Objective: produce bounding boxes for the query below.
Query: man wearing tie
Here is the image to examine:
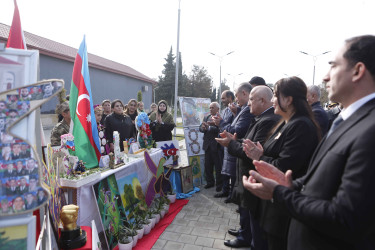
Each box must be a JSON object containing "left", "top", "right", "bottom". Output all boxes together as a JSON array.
[{"left": 243, "top": 35, "right": 375, "bottom": 249}]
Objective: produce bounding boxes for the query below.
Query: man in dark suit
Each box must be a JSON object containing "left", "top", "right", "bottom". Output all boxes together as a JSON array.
[
  {"left": 243, "top": 35, "right": 375, "bottom": 249},
  {"left": 307, "top": 85, "right": 329, "bottom": 136},
  {"left": 199, "top": 102, "right": 222, "bottom": 190},
  {"left": 217, "top": 85, "right": 280, "bottom": 249},
  {"left": 213, "top": 83, "right": 254, "bottom": 202}
]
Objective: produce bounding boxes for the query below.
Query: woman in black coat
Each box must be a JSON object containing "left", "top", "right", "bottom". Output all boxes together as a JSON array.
[
  {"left": 104, "top": 99, "right": 134, "bottom": 152},
  {"left": 243, "top": 77, "right": 320, "bottom": 250}
]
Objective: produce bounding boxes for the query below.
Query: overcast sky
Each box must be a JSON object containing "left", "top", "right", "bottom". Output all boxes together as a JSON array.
[{"left": 1, "top": 0, "right": 375, "bottom": 91}]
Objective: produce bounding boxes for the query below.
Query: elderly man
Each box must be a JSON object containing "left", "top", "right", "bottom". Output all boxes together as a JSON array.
[
  {"left": 217, "top": 85, "right": 280, "bottom": 248},
  {"left": 307, "top": 85, "right": 329, "bottom": 136},
  {"left": 243, "top": 35, "right": 375, "bottom": 249},
  {"left": 213, "top": 83, "right": 254, "bottom": 203},
  {"left": 199, "top": 102, "right": 222, "bottom": 189}
]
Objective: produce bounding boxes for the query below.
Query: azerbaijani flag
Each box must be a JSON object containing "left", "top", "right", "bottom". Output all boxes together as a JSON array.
[
  {"left": 6, "top": 0, "right": 27, "bottom": 50},
  {"left": 69, "top": 36, "right": 101, "bottom": 168}
]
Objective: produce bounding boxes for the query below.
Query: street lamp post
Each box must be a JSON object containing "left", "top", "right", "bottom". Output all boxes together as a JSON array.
[
  {"left": 300, "top": 51, "right": 331, "bottom": 85},
  {"left": 209, "top": 51, "right": 234, "bottom": 106},
  {"left": 227, "top": 73, "right": 243, "bottom": 91}
]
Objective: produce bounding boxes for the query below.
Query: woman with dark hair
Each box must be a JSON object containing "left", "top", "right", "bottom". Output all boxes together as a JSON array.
[
  {"left": 125, "top": 99, "right": 138, "bottom": 137},
  {"left": 104, "top": 99, "right": 134, "bottom": 152},
  {"left": 242, "top": 77, "right": 320, "bottom": 250},
  {"left": 101, "top": 99, "right": 111, "bottom": 124},
  {"left": 149, "top": 100, "right": 176, "bottom": 142},
  {"left": 50, "top": 102, "right": 70, "bottom": 146}
]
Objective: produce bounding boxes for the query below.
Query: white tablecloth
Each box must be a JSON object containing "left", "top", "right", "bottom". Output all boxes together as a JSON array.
[{"left": 76, "top": 149, "right": 164, "bottom": 226}]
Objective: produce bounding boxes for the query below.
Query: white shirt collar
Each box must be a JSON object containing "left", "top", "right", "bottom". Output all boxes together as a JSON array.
[{"left": 341, "top": 92, "right": 375, "bottom": 120}]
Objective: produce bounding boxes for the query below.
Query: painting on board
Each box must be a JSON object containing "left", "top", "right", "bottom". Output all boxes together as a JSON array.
[
  {"left": 93, "top": 174, "right": 127, "bottom": 250},
  {"left": 116, "top": 172, "right": 146, "bottom": 222}
]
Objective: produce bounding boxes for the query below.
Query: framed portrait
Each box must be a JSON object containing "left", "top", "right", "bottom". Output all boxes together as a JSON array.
[
  {"left": 0, "top": 215, "right": 36, "bottom": 250},
  {"left": 0, "top": 48, "right": 38, "bottom": 92},
  {"left": 180, "top": 165, "right": 194, "bottom": 193}
]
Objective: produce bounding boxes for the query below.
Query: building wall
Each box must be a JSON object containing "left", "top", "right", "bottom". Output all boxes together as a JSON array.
[{"left": 39, "top": 54, "right": 153, "bottom": 113}]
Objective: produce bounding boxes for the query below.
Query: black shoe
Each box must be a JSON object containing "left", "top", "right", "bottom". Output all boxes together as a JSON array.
[
  {"left": 227, "top": 229, "right": 239, "bottom": 237},
  {"left": 204, "top": 183, "right": 214, "bottom": 189},
  {"left": 224, "top": 197, "right": 232, "bottom": 203},
  {"left": 224, "top": 239, "right": 251, "bottom": 248},
  {"left": 215, "top": 186, "right": 222, "bottom": 192},
  {"left": 214, "top": 192, "right": 229, "bottom": 198}
]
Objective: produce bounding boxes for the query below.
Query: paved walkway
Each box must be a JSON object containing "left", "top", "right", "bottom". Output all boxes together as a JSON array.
[
  {"left": 152, "top": 186, "right": 249, "bottom": 250},
  {"left": 150, "top": 139, "right": 249, "bottom": 250}
]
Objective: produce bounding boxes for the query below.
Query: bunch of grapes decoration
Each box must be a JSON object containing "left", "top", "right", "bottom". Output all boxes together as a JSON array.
[{"left": 137, "top": 112, "right": 154, "bottom": 149}]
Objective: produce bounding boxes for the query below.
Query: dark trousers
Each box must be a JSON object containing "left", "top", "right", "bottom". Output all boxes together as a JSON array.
[
  {"left": 204, "top": 147, "right": 223, "bottom": 187},
  {"left": 222, "top": 174, "right": 235, "bottom": 195},
  {"left": 238, "top": 207, "right": 268, "bottom": 250}
]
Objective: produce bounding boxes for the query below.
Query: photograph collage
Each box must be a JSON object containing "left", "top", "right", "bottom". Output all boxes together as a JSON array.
[{"left": 0, "top": 84, "right": 54, "bottom": 215}]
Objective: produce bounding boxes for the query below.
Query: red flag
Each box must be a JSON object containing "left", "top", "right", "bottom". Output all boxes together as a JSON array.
[{"left": 6, "top": 0, "right": 27, "bottom": 49}]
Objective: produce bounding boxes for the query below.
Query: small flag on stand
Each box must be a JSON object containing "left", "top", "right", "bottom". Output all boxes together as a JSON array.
[
  {"left": 6, "top": 0, "right": 27, "bottom": 49},
  {"left": 69, "top": 36, "right": 101, "bottom": 168}
]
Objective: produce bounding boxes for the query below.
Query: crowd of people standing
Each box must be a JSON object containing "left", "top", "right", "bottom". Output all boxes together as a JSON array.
[
  {"left": 199, "top": 35, "right": 375, "bottom": 250},
  {"left": 50, "top": 99, "right": 176, "bottom": 152}
]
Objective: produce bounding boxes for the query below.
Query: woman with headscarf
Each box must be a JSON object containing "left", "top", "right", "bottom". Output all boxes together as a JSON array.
[{"left": 149, "top": 100, "right": 176, "bottom": 142}]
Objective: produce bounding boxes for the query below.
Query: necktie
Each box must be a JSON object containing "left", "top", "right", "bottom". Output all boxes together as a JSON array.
[{"left": 327, "top": 115, "right": 344, "bottom": 137}]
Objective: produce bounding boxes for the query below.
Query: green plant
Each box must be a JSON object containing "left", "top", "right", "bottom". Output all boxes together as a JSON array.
[
  {"left": 118, "top": 225, "right": 134, "bottom": 244},
  {"left": 137, "top": 90, "right": 142, "bottom": 102}
]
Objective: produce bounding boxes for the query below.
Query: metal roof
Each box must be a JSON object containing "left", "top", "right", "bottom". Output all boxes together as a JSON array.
[{"left": 0, "top": 23, "right": 157, "bottom": 84}]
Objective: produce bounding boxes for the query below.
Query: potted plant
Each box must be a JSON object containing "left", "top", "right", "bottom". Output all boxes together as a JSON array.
[
  {"left": 134, "top": 215, "right": 145, "bottom": 239},
  {"left": 161, "top": 195, "right": 171, "bottom": 215},
  {"left": 167, "top": 190, "right": 177, "bottom": 204},
  {"left": 127, "top": 223, "right": 139, "bottom": 247},
  {"left": 146, "top": 207, "right": 157, "bottom": 229},
  {"left": 118, "top": 225, "right": 133, "bottom": 250}
]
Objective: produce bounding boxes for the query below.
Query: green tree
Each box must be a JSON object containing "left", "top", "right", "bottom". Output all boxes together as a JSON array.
[
  {"left": 137, "top": 90, "right": 142, "bottom": 102},
  {"left": 216, "top": 79, "right": 230, "bottom": 101},
  {"left": 210, "top": 87, "right": 217, "bottom": 102},
  {"left": 320, "top": 81, "right": 329, "bottom": 107},
  {"left": 156, "top": 48, "right": 190, "bottom": 105},
  {"left": 188, "top": 65, "right": 213, "bottom": 98}
]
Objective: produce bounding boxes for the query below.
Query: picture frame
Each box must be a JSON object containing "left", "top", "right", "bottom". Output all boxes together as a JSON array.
[
  {"left": 180, "top": 165, "right": 194, "bottom": 193},
  {"left": 0, "top": 48, "right": 38, "bottom": 92},
  {"left": 0, "top": 215, "right": 36, "bottom": 250}
]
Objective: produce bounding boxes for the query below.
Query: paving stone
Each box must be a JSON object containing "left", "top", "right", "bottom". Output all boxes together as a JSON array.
[
  {"left": 198, "top": 215, "right": 215, "bottom": 223},
  {"left": 195, "top": 236, "right": 215, "bottom": 247},
  {"left": 190, "top": 227, "right": 210, "bottom": 237},
  {"left": 160, "top": 231, "right": 180, "bottom": 241},
  {"left": 183, "top": 244, "right": 203, "bottom": 250},
  {"left": 175, "top": 225, "right": 194, "bottom": 234},
  {"left": 172, "top": 218, "right": 190, "bottom": 226},
  {"left": 178, "top": 234, "right": 198, "bottom": 244},
  {"left": 185, "top": 214, "right": 200, "bottom": 221},
  {"left": 223, "top": 212, "right": 238, "bottom": 220},
  {"left": 212, "top": 239, "right": 231, "bottom": 249},
  {"left": 209, "top": 210, "right": 223, "bottom": 217},
  {"left": 151, "top": 239, "right": 167, "bottom": 249},
  {"left": 165, "top": 224, "right": 178, "bottom": 232},
  {"left": 163, "top": 241, "right": 184, "bottom": 250},
  {"left": 195, "top": 209, "right": 210, "bottom": 216},
  {"left": 203, "top": 247, "right": 218, "bottom": 250},
  {"left": 213, "top": 217, "right": 229, "bottom": 225},
  {"left": 218, "top": 224, "right": 234, "bottom": 232},
  {"left": 176, "top": 212, "right": 186, "bottom": 218},
  {"left": 207, "top": 230, "right": 226, "bottom": 239},
  {"left": 229, "top": 218, "right": 239, "bottom": 226}
]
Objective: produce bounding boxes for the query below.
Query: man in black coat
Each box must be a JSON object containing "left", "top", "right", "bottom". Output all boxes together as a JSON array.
[
  {"left": 243, "top": 35, "right": 375, "bottom": 250},
  {"left": 217, "top": 86, "right": 280, "bottom": 249},
  {"left": 199, "top": 102, "right": 222, "bottom": 189},
  {"left": 307, "top": 85, "right": 329, "bottom": 136}
]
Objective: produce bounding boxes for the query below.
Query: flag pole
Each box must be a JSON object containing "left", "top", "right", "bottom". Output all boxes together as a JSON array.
[{"left": 173, "top": 0, "right": 181, "bottom": 139}]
